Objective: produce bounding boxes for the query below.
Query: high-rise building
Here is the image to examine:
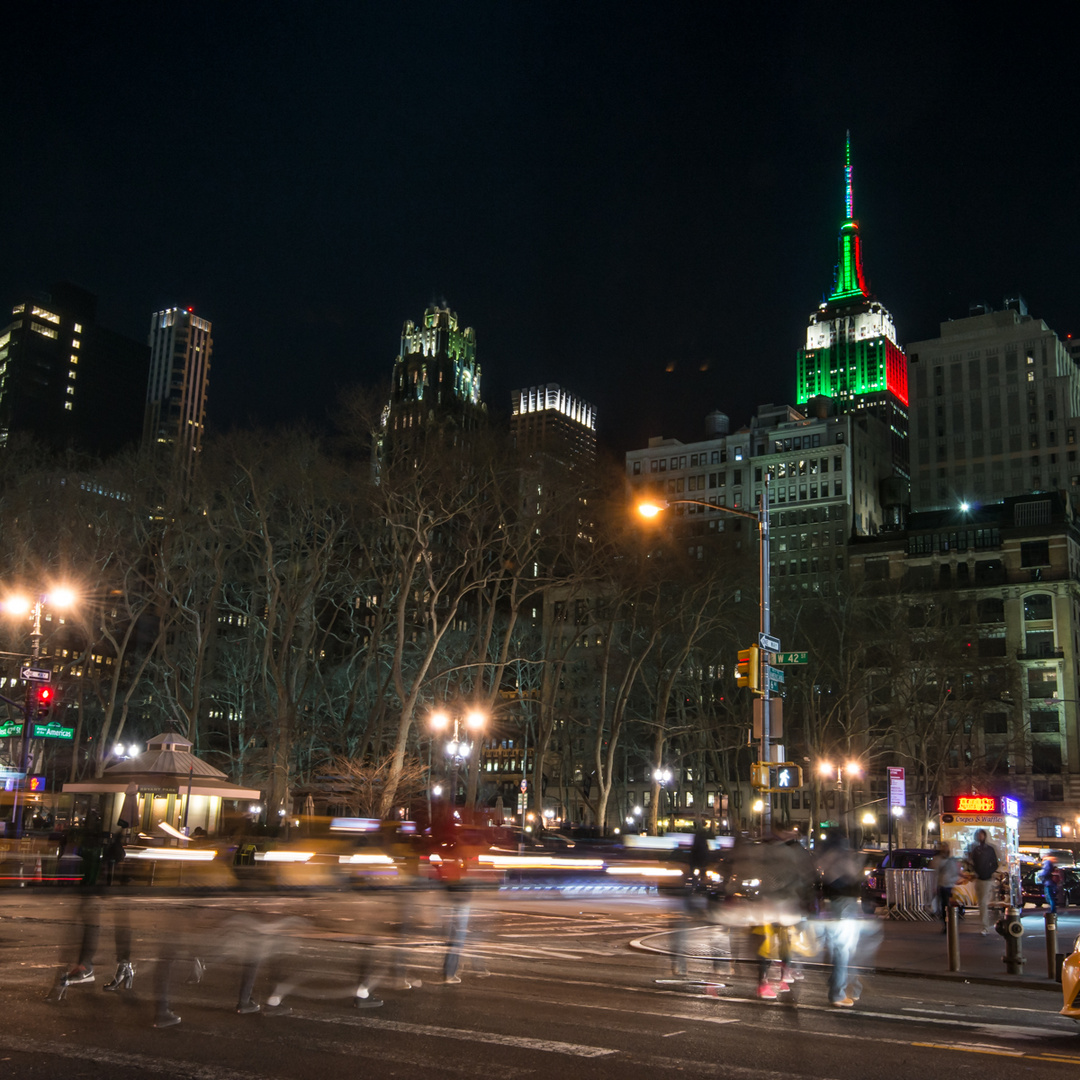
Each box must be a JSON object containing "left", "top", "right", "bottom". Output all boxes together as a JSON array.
[
  {"left": 143, "top": 306, "right": 212, "bottom": 483},
  {"left": 795, "top": 134, "right": 909, "bottom": 498},
  {"left": 510, "top": 384, "right": 596, "bottom": 467},
  {"left": 0, "top": 283, "right": 148, "bottom": 457},
  {"left": 906, "top": 299, "right": 1080, "bottom": 511},
  {"left": 385, "top": 301, "right": 484, "bottom": 440},
  {"left": 625, "top": 400, "right": 896, "bottom": 595}
]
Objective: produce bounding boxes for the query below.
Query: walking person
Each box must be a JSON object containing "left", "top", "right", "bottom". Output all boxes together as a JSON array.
[
  {"left": 1040, "top": 854, "right": 1063, "bottom": 914},
  {"left": 932, "top": 841, "right": 961, "bottom": 933},
  {"left": 815, "top": 830, "right": 863, "bottom": 1007},
  {"left": 967, "top": 829, "right": 999, "bottom": 934}
]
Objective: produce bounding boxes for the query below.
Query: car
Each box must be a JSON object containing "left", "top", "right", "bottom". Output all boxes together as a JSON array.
[
  {"left": 861, "top": 847, "right": 938, "bottom": 913},
  {"left": 1022, "top": 865, "right": 1080, "bottom": 908}
]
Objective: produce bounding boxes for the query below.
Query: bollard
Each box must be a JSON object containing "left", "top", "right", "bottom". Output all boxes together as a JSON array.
[
  {"left": 1046, "top": 910, "right": 1058, "bottom": 980},
  {"left": 998, "top": 905, "right": 1025, "bottom": 974},
  {"left": 946, "top": 903, "right": 961, "bottom": 971}
]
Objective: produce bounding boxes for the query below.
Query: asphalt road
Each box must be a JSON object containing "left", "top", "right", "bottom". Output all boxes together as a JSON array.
[{"left": 2, "top": 888, "right": 1079, "bottom": 1079}]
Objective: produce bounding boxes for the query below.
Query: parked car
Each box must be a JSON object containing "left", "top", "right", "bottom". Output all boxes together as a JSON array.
[
  {"left": 1022, "top": 865, "right": 1080, "bottom": 908},
  {"left": 861, "top": 847, "right": 938, "bottom": 913}
]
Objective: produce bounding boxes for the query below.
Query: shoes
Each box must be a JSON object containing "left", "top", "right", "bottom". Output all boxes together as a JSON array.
[
  {"left": 61, "top": 966, "right": 94, "bottom": 987},
  {"left": 154, "top": 1011, "right": 182, "bottom": 1028},
  {"left": 756, "top": 983, "right": 778, "bottom": 999},
  {"left": 263, "top": 1003, "right": 292, "bottom": 1016},
  {"left": 444, "top": 974, "right": 462, "bottom": 985},
  {"left": 104, "top": 962, "right": 135, "bottom": 992},
  {"left": 352, "top": 995, "right": 384, "bottom": 1008},
  {"left": 187, "top": 958, "right": 206, "bottom": 984},
  {"left": 401, "top": 978, "right": 423, "bottom": 989},
  {"left": 831, "top": 997, "right": 855, "bottom": 1008},
  {"left": 236, "top": 1000, "right": 261, "bottom": 1014},
  {"left": 981, "top": 928, "right": 990, "bottom": 935}
]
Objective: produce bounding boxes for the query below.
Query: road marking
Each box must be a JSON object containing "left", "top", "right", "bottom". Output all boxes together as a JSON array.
[
  {"left": 911, "top": 1041, "right": 1025, "bottom": 1058},
  {"left": 662, "top": 1030, "right": 687, "bottom": 1037},
  {"left": 0, "top": 1036, "right": 264, "bottom": 1080},
  {"left": 293, "top": 1011, "right": 618, "bottom": 1057}
]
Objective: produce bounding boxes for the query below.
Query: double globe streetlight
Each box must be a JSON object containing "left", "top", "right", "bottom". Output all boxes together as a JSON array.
[{"left": 428, "top": 707, "right": 486, "bottom": 815}]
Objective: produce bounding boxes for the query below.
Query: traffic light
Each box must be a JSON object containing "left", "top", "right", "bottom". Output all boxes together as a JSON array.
[
  {"left": 736, "top": 646, "right": 760, "bottom": 690},
  {"left": 751, "top": 761, "right": 804, "bottom": 792},
  {"left": 34, "top": 686, "right": 53, "bottom": 720}
]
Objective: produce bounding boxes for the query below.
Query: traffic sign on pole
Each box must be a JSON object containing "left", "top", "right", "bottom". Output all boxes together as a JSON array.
[
  {"left": 0, "top": 721, "right": 23, "bottom": 738},
  {"left": 774, "top": 652, "right": 808, "bottom": 665},
  {"left": 20, "top": 667, "right": 51, "bottom": 683},
  {"left": 765, "top": 664, "right": 785, "bottom": 685},
  {"left": 31, "top": 721, "right": 74, "bottom": 740},
  {"left": 759, "top": 632, "right": 781, "bottom": 653}
]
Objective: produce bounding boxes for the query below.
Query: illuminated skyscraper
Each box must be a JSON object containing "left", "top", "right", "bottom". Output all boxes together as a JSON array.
[
  {"left": 143, "top": 305, "right": 212, "bottom": 483},
  {"left": 511, "top": 384, "right": 596, "bottom": 467},
  {"left": 386, "top": 301, "right": 484, "bottom": 439},
  {"left": 796, "top": 134, "right": 909, "bottom": 501}
]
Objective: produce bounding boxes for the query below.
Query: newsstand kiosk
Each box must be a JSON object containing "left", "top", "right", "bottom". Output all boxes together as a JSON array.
[
  {"left": 939, "top": 793, "right": 1022, "bottom": 906},
  {"left": 940, "top": 793, "right": 1024, "bottom": 972}
]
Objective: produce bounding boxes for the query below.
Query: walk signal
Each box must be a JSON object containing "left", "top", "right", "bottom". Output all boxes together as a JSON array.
[
  {"left": 34, "top": 686, "right": 53, "bottom": 720},
  {"left": 752, "top": 762, "right": 803, "bottom": 792},
  {"left": 736, "top": 646, "right": 760, "bottom": 690}
]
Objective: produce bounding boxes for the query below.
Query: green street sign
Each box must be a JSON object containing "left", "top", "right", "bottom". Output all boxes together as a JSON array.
[
  {"left": 775, "top": 651, "right": 808, "bottom": 665},
  {"left": 31, "top": 722, "right": 74, "bottom": 740},
  {"left": 765, "top": 664, "right": 784, "bottom": 684},
  {"left": 0, "top": 721, "right": 23, "bottom": 738}
]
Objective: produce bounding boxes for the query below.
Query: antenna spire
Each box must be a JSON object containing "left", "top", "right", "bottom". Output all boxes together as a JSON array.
[{"left": 844, "top": 129, "right": 854, "bottom": 220}]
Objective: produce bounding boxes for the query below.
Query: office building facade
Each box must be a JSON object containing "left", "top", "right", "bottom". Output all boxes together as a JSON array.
[
  {"left": 906, "top": 299, "right": 1080, "bottom": 511},
  {"left": 510, "top": 384, "right": 596, "bottom": 467},
  {"left": 0, "top": 283, "right": 147, "bottom": 457}
]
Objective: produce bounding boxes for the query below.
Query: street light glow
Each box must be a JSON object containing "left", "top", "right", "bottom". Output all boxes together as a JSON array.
[
  {"left": 637, "top": 501, "right": 667, "bottom": 518},
  {"left": 818, "top": 761, "right": 834, "bottom": 777},
  {"left": 429, "top": 710, "right": 450, "bottom": 732},
  {"left": 2, "top": 595, "right": 31, "bottom": 615},
  {"left": 49, "top": 587, "right": 76, "bottom": 608},
  {"left": 465, "top": 710, "right": 486, "bottom": 731}
]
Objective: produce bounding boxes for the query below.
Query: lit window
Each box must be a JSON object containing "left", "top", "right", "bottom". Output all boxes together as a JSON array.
[
  {"left": 74, "top": 322, "right": 83, "bottom": 333},
  {"left": 12, "top": 303, "right": 25, "bottom": 314},
  {"left": 31, "top": 322, "right": 59, "bottom": 339},
  {"left": 1027, "top": 371, "right": 1035, "bottom": 382},
  {"left": 70, "top": 354, "right": 78, "bottom": 364},
  {"left": 31, "top": 306, "right": 60, "bottom": 324},
  {"left": 64, "top": 402, "right": 72, "bottom": 411},
  {"left": 66, "top": 386, "right": 75, "bottom": 395},
  {"left": 68, "top": 370, "right": 77, "bottom": 379},
  {"left": 71, "top": 338, "right": 80, "bottom": 348}
]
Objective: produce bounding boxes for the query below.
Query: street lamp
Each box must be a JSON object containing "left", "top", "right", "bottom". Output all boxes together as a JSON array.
[
  {"left": 654, "top": 767, "right": 674, "bottom": 833},
  {"left": 638, "top": 482, "right": 773, "bottom": 833},
  {"left": 429, "top": 706, "right": 487, "bottom": 815},
  {"left": 2, "top": 587, "right": 76, "bottom": 838}
]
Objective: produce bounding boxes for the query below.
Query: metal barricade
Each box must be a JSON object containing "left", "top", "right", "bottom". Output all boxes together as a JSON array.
[{"left": 884, "top": 867, "right": 936, "bottom": 920}]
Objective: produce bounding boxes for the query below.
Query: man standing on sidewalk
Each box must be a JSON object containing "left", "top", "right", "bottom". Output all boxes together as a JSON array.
[{"left": 967, "top": 829, "right": 999, "bottom": 934}]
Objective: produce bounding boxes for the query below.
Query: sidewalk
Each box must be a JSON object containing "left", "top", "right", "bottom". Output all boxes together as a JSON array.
[{"left": 864, "top": 908, "right": 1076, "bottom": 991}]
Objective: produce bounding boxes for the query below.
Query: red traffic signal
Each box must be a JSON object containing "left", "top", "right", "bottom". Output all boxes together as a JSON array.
[{"left": 34, "top": 686, "right": 53, "bottom": 717}]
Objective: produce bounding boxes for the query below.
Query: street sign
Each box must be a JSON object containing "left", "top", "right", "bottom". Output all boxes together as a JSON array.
[
  {"left": 0, "top": 766, "right": 25, "bottom": 779},
  {"left": 774, "top": 652, "right": 808, "bottom": 665},
  {"left": 765, "top": 664, "right": 785, "bottom": 684},
  {"left": 888, "top": 766, "right": 906, "bottom": 808},
  {"left": 0, "top": 721, "right": 23, "bottom": 738},
  {"left": 520, "top": 778, "right": 528, "bottom": 793},
  {"left": 759, "top": 632, "right": 781, "bottom": 653},
  {"left": 20, "top": 666, "right": 52, "bottom": 683},
  {"left": 31, "top": 721, "right": 74, "bottom": 740}
]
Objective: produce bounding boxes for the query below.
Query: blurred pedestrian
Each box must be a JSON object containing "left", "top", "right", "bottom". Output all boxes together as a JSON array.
[
  {"left": 815, "top": 830, "right": 863, "bottom": 1007},
  {"left": 932, "top": 841, "right": 961, "bottom": 933},
  {"left": 966, "top": 829, "right": 999, "bottom": 934},
  {"left": 1040, "top": 854, "right": 1063, "bottom": 914}
]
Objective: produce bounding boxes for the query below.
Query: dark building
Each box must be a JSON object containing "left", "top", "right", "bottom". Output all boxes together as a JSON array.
[{"left": 0, "top": 283, "right": 148, "bottom": 458}]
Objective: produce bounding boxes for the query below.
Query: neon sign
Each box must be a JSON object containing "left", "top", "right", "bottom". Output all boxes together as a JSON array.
[{"left": 956, "top": 796, "right": 996, "bottom": 813}]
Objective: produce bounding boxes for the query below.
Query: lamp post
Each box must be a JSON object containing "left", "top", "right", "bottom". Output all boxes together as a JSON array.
[
  {"left": 653, "top": 767, "right": 674, "bottom": 833},
  {"left": 429, "top": 707, "right": 486, "bottom": 818},
  {"left": 2, "top": 588, "right": 75, "bottom": 838},
  {"left": 638, "top": 480, "right": 773, "bottom": 832},
  {"left": 817, "top": 759, "right": 861, "bottom": 835}
]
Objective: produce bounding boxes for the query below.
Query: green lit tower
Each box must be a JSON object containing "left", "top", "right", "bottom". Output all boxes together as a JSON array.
[{"left": 796, "top": 133, "right": 909, "bottom": 492}]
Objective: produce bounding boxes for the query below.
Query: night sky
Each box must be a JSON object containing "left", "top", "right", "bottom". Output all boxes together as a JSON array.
[{"left": 4, "top": 3, "right": 1077, "bottom": 455}]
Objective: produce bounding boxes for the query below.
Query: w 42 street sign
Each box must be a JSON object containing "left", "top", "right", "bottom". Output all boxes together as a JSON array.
[{"left": 773, "top": 652, "right": 808, "bottom": 665}]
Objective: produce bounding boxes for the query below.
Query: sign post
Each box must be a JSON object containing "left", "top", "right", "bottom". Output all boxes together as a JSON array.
[{"left": 887, "top": 766, "right": 905, "bottom": 852}]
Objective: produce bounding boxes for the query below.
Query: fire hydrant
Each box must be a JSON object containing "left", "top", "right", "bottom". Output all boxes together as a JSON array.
[{"left": 995, "top": 904, "right": 1025, "bottom": 974}]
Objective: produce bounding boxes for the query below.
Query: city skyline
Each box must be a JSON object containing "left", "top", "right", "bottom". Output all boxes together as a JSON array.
[{"left": 3, "top": 5, "right": 1077, "bottom": 455}]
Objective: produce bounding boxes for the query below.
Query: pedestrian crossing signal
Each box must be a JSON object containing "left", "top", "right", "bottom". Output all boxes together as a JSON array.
[{"left": 751, "top": 762, "right": 803, "bottom": 792}]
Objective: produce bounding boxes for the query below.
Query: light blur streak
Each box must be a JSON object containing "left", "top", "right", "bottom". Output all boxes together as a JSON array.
[{"left": 125, "top": 848, "right": 217, "bottom": 861}]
